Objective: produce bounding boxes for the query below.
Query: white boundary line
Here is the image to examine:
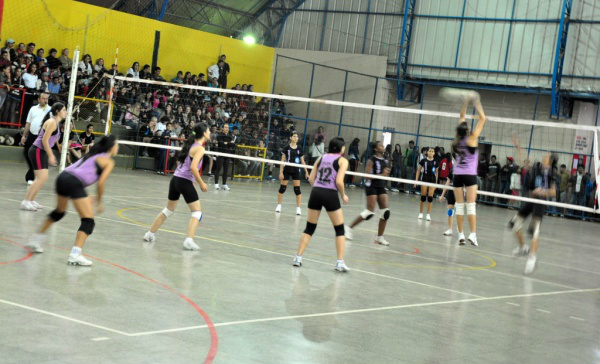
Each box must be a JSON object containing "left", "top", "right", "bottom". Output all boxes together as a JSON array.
[{"left": 114, "top": 76, "right": 600, "bottom": 131}]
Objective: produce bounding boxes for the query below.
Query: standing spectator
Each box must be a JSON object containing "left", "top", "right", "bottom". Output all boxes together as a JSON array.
[
  {"left": 345, "top": 138, "right": 361, "bottom": 186},
  {"left": 520, "top": 159, "right": 531, "bottom": 202},
  {"left": 20, "top": 93, "right": 51, "bottom": 184},
  {"left": 485, "top": 155, "right": 500, "bottom": 203},
  {"left": 58, "top": 48, "right": 72, "bottom": 70},
  {"left": 509, "top": 167, "right": 522, "bottom": 209},
  {"left": 314, "top": 126, "right": 328, "bottom": 145},
  {"left": 1, "top": 39, "right": 16, "bottom": 61},
  {"left": 403, "top": 140, "right": 418, "bottom": 193},
  {"left": 570, "top": 164, "right": 588, "bottom": 216},
  {"left": 46, "top": 48, "right": 61, "bottom": 70},
  {"left": 558, "top": 164, "right": 570, "bottom": 215},
  {"left": 308, "top": 135, "right": 325, "bottom": 165},
  {"left": 219, "top": 55, "right": 230, "bottom": 89},
  {"left": 477, "top": 153, "right": 487, "bottom": 193},
  {"left": 390, "top": 144, "right": 403, "bottom": 192},
  {"left": 0, "top": 65, "right": 11, "bottom": 110},
  {"left": 498, "top": 156, "right": 516, "bottom": 205},
  {"left": 208, "top": 61, "right": 220, "bottom": 82},
  {"left": 213, "top": 123, "right": 235, "bottom": 190}
]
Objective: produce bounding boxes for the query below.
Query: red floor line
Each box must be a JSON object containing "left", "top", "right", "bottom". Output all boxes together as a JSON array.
[
  {"left": 51, "top": 245, "right": 219, "bottom": 364},
  {"left": 0, "top": 237, "right": 33, "bottom": 265}
]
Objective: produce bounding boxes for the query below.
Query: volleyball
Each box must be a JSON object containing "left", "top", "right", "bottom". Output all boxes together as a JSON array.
[
  {"left": 5, "top": 136, "right": 14, "bottom": 146},
  {"left": 439, "top": 87, "right": 479, "bottom": 102},
  {"left": 0, "top": 136, "right": 5, "bottom": 145}
]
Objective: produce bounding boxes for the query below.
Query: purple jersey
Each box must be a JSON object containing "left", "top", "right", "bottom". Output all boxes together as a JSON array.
[
  {"left": 454, "top": 138, "right": 478, "bottom": 175},
  {"left": 64, "top": 153, "right": 109, "bottom": 187},
  {"left": 313, "top": 154, "right": 340, "bottom": 190},
  {"left": 33, "top": 121, "right": 61, "bottom": 149},
  {"left": 174, "top": 142, "right": 203, "bottom": 181}
]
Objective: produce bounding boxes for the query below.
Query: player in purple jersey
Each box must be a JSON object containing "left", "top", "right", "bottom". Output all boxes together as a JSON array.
[
  {"left": 143, "top": 123, "right": 210, "bottom": 251},
  {"left": 25, "top": 135, "right": 118, "bottom": 266},
  {"left": 345, "top": 141, "right": 392, "bottom": 246},
  {"left": 21, "top": 102, "right": 65, "bottom": 212},
  {"left": 451, "top": 91, "right": 486, "bottom": 247},
  {"left": 292, "top": 137, "right": 351, "bottom": 272}
]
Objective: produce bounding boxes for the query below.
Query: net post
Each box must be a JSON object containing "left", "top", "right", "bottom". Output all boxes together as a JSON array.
[
  {"left": 593, "top": 128, "right": 600, "bottom": 213},
  {"left": 59, "top": 48, "right": 81, "bottom": 172},
  {"left": 105, "top": 47, "right": 118, "bottom": 136}
]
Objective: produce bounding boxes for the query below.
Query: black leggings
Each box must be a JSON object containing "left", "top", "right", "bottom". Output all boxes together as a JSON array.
[
  {"left": 23, "top": 132, "right": 37, "bottom": 182},
  {"left": 214, "top": 156, "right": 230, "bottom": 185}
]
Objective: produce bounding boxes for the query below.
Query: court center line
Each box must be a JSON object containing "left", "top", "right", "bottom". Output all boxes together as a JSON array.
[
  {"left": 0, "top": 298, "right": 131, "bottom": 336},
  {"left": 127, "top": 287, "right": 600, "bottom": 337}
]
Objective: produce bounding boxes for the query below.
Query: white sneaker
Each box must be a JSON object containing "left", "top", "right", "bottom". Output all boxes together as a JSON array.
[
  {"left": 25, "top": 233, "right": 45, "bottom": 253},
  {"left": 292, "top": 255, "right": 302, "bottom": 267},
  {"left": 443, "top": 229, "right": 453, "bottom": 236},
  {"left": 68, "top": 254, "right": 92, "bottom": 266},
  {"left": 418, "top": 213, "right": 423, "bottom": 219},
  {"left": 143, "top": 231, "right": 156, "bottom": 242},
  {"left": 20, "top": 200, "right": 37, "bottom": 211},
  {"left": 344, "top": 225, "right": 353, "bottom": 240},
  {"left": 215, "top": 184, "right": 220, "bottom": 190},
  {"left": 31, "top": 201, "right": 43, "bottom": 210},
  {"left": 468, "top": 233, "right": 478, "bottom": 247},
  {"left": 27, "top": 180, "right": 34, "bottom": 186},
  {"left": 222, "top": 185, "right": 230, "bottom": 191},
  {"left": 335, "top": 260, "right": 350, "bottom": 272},
  {"left": 375, "top": 236, "right": 390, "bottom": 246},
  {"left": 296, "top": 207, "right": 301, "bottom": 215},
  {"left": 458, "top": 232, "right": 466, "bottom": 245},
  {"left": 275, "top": 204, "right": 282, "bottom": 213},
  {"left": 426, "top": 214, "right": 431, "bottom": 221},
  {"left": 183, "top": 238, "right": 200, "bottom": 251},
  {"left": 513, "top": 245, "right": 530, "bottom": 257},
  {"left": 524, "top": 254, "right": 537, "bottom": 275}
]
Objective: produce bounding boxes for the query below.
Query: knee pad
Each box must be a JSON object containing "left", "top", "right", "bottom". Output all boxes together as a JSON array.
[
  {"left": 78, "top": 218, "right": 95, "bottom": 235},
  {"left": 278, "top": 185, "right": 287, "bottom": 194},
  {"left": 455, "top": 203, "right": 465, "bottom": 216},
  {"left": 528, "top": 220, "right": 540, "bottom": 240},
  {"left": 379, "top": 208, "right": 390, "bottom": 220},
  {"left": 294, "top": 186, "right": 301, "bottom": 196},
  {"left": 467, "top": 203, "right": 476, "bottom": 216},
  {"left": 161, "top": 208, "right": 174, "bottom": 218},
  {"left": 191, "top": 211, "right": 202, "bottom": 221},
  {"left": 303, "top": 222, "right": 317, "bottom": 236},
  {"left": 448, "top": 208, "right": 454, "bottom": 217},
  {"left": 49, "top": 209, "right": 65, "bottom": 222},
  {"left": 421, "top": 195, "right": 427, "bottom": 202},
  {"left": 427, "top": 196, "right": 433, "bottom": 203},
  {"left": 360, "top": 209, "right": 375, "bottom": 220},
  {"left": 509, "top": 215, "right": 524, "bottom": 231},
  {"left": 334, "top": 224, "right": 345, "bottom": 236}
]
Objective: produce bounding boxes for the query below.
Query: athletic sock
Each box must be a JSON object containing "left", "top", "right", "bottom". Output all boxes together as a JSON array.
[{"left": 71, "top": 246, "right": 82, "bottom": 256}]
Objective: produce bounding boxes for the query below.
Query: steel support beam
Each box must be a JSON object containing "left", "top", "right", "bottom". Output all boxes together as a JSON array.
[
  {"left": 551, "top": 0, "right": 572, "bottom": 119},
  {"left": 397, "top": 0, "right": 417, "bottom": 101}
]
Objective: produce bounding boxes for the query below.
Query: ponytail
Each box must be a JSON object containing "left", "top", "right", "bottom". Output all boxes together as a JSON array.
[
  {"left": 177, "top": 122, "right": 208, "bottom": 164},
  {"left": 452, "top": 122, "right": 469, "bottom": 159},
  {"left": 81, "top": 134, "right": 117, "bottom": 162}
]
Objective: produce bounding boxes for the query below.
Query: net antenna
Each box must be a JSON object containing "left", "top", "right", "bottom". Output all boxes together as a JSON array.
[
  {"left": 594, "top": 129, "right": 600, "bottom": 213},
  {"left": 59, "top": 48, "right": 81, "bottom": 172},
  {"left": 105, "top": 46, "right": 119, "bottom": 136}
]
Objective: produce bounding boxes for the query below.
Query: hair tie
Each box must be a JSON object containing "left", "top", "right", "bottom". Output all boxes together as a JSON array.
[{"left": 192, "top": 131, "right": 196, "bottom": 136}]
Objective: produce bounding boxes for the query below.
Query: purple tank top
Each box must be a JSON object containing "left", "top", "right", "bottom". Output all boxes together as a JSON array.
[
  {"left": 33, "top": 121, "right": 61, "bottom": 149},
  {"left": 174, "top": 142, "right": 203, "bottom": 181},
  {"left": 454, "top": 138, "right": 478, "bottom": 175},
  {"left": 313, "top": 154, "right": 340, "bottom": 190},
  {"left": 64, "top": 153, "right": 109, "bottom": 187}
]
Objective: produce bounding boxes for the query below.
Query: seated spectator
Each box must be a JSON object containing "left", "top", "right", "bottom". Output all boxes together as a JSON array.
[
  {"left": 1, "top": 39, "right": 16, "bottom": 61},
  {"left": 35, "top": 48, "right": 46, "bottom": 63},
  {"left": 126, "top": 62, "right": 140, "bottom": 78},
  {"left": 124, "top": 103, "right": 141, "bottom": 130},
  {"left": 171, "top": 71, "right": 184, "bottom": 84},
  {"left": 140, "top": 64, "right": 152, "bottom": 79},
  {"left": 22, "top": 63, "right": 38, "bottom": 90},
  {"left": 138, "top": 117, "right": 158, "bottom": 156},
  {"left": 152, "top": 67, "right": 165, "bottom": 81},
  {"left": 157, "top": 115, "right": 168, "bottom": 132},
  {"left": 37, "top": 72, "right": 50, "bottom": 92},
  {"left": 58, "top": 48, "right": 72, "bottom": 70},
  {"left": 0, "top": 51, "right": 10, "bottom": 68},
  {"left": 26, "top": 43, "right": 35, "bottom": 56},
  {"left": 0, "top": 64, "right": 11, "bottom": 110},
  {"left": 16, "top": 42, "right": 27, "bottom": 55},
  {"left": 79, "top": 124, "right": 95, "bottom": 154},
  {"left": 198, "top": 73, "right": 208, "bottom": 86},
  {"left": 94, "top": 58, "right": 107, "bottom": 73},
  {"left": 46, "top": 48, "right": 61, "bottom": 70}
]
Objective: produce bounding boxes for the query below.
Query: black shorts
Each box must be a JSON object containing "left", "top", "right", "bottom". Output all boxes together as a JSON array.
[
  {"left": 307, "top": 187, "right": 341, "bottom": 212},
  {"left": 28, "top": 146, "right": 49, "bottom": 170},
  {"left": 421, "top": 175, "right": 436, "bottom": 184},
  {"left": 446, "top": 190, "right": 456, "bottom": 205},
  {"left": 453, "top": 174, "right": 477, "bottom": 187},
  {"left": 518, "top": 201, "right": 545, "bottom": 220},
  {"left": 283, "top": 169, "right": 301, "bottom": 181},
  {"left": 168, "top": 176, "right": 199, "bottom": 204},
  {"left": 366, "top": 186, "right": 387, "bottom": 196},
  {"left": 56, "top": 172, "right": 88, "bottom": 199}
]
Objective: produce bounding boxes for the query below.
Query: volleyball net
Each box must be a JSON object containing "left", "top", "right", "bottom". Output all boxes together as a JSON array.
[{"left": 61, "top": 74, "right": 599, "bottom": 216}]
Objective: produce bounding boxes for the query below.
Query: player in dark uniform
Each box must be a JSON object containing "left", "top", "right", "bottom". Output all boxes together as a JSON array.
[
  {"left": 292, "top": 137, "right": 350, "bottom": 272},
  {"left": 345, "top": 141, "right": 391, "bottom": 246},
  {"left": 25, "top": 135, "right": 118, "bottom": 266},
  {"left": 508, "top": 137, "right": 557, "bottom": 275},
  {"left": 439, "top": 170, "right": 456, "bottom": 236},
  {"left": 276, "top": 131, "right": 309, "bottom": 215},
  {"left": 414, "top": 147, "right": 439, "bottom": 221}
]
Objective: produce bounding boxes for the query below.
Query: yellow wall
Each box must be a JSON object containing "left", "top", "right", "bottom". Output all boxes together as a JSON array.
[{"left": 1, "top": 0, "right": 274, "bottom": 92}]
